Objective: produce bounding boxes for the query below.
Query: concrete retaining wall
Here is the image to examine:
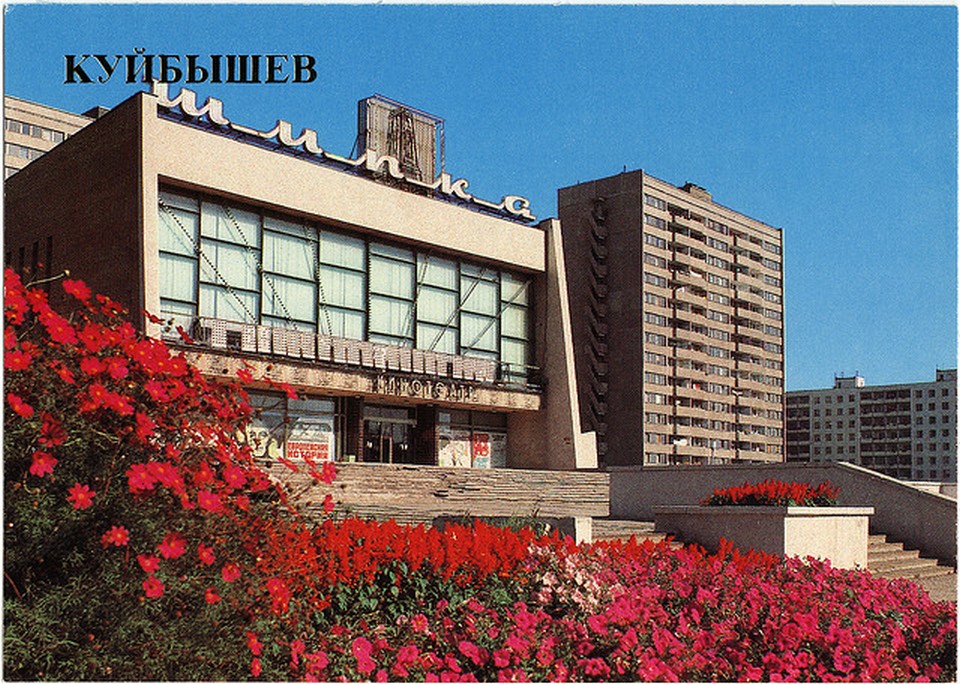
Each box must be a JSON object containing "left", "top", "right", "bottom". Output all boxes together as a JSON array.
[{"left": 611, "top": 462, "right": 956, "bottom": 565}]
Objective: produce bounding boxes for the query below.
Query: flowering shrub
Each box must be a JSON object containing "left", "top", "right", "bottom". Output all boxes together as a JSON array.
[
  {"left": 4, "top": 269, "right": 956, "bottom": 681},
  {"left": 701, "top": 479, "right": 840, "bottom": 507}
]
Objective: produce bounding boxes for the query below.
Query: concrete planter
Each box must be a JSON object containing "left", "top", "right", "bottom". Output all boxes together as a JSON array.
[{"left": 653, "top": 505, "right": 874, "bottom": 569}]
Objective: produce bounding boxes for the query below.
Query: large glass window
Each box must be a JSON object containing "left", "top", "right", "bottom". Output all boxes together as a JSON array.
[{"left": 158, "top": 189, "right": 532, "bottom": 374}]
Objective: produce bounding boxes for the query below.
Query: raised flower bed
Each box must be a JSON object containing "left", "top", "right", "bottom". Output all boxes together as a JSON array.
[{"left": 654, "top": 479, "right": 874, "bottom": 569}]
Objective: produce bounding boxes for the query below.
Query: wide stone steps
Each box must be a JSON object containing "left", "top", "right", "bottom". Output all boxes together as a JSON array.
[
  {"left": 591, "top": 519, "right": 682, "bottom": 547},
  {"left": 867, "top": 534, "right": 956, "bottom": 581}
]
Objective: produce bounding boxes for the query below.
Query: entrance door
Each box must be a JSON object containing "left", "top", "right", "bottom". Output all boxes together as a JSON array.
[{"left": 363, "top": 406, "right": 415, "bottom": 464}]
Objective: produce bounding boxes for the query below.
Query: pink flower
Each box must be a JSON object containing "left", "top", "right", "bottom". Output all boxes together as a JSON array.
[
  {"left": 205, "top": 587, "right": 220, "bottom": 604},
  {"left": 197, "top": 543, "right": 216, "bottom": 566},
  {"left": 221, "top": 563, "right": 241, "bottom": 583},
  {"left": 137, "top": 554, "right": 160, "bottom": 574},
  {"left": 352, "top": 637, "right": 376, "bottom": 675}
]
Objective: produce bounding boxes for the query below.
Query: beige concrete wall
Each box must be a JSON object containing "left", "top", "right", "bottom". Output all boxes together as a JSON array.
[
  {"left": 654, "top": 505, "right": 872, "bottom": 569},
  {"left": 508, "top": 219, "right": 597, "bottom": 470},
  {"left": 611, "top": 462, "right": 956, "bottom": 564},
  {"left": 138, "top": 95, "right": 544, "bottom": 323}
]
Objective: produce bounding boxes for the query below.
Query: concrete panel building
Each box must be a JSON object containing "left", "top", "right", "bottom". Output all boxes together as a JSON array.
[
  {"left": 3, "top": 95, "right": 102, "bottom": 179},
  {"left": 786, "top": 370, "right": 958, "bottom": 482},
  {"left": 5, "top": 84, "right": 597, "bottom": 473},
  {"left": 559, "top": 171, "right": 785, "bottom": 467}
]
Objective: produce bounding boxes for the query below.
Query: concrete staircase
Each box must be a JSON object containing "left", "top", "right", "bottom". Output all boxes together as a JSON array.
[
  {"left": 867, "top": 534, "right": 956, "bottom": 581},
  {"left": 591, "top": 519, "right": 676, "bottom": 545}
]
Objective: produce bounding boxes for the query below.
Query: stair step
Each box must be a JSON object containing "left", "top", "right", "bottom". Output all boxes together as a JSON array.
[
  {"left": 869, "top": 556, "right": 942, "bottom": 573},
  {"left": 868, "top": 547, "right": 920, "bottom": 561},
  {"left": 871, "top": 564, "right": 955, "bottom": 581}
]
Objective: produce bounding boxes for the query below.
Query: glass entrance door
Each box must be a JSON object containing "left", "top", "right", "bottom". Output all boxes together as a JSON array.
[{"left": 362, "top": 406, "right": 415, "bottom": 464}]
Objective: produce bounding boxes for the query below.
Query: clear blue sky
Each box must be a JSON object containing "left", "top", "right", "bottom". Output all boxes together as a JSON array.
[{"left": 4, "top": 4, "right": 956, "bottom": 391}]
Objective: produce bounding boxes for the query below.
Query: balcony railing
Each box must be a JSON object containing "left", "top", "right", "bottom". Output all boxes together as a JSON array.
[{"left": 164, "top": 317, "right": 539, "bottom": 390}]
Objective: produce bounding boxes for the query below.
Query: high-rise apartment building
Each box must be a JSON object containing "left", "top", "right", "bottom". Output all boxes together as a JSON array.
[
  {"left": 559, "top": 170, "right": 785, "bottom": 467},
  {"left": 786, "top": 370, "right": 958, "bottom": 482},
  {"left": 3, "top": 95, "right": 102, "bottom": 178}
]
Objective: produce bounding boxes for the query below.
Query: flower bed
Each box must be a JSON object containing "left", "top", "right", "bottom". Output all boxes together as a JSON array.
[
  {"left": 701, "top": 479, "right": 840, "bottom": 507},
  {"left": 3, "top": 270, "right": 957, "bottom": 681}
]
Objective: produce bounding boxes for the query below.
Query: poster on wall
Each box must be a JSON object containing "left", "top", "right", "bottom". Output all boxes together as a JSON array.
[
  {"left": 286, "top": 414, "right": 336, "bottom": 463},
  {"left": 437, "top": 425, "right": 472, "bottom": 468},
  {"left": 471, "top": 432, "right": 491, "bottom": 469}
]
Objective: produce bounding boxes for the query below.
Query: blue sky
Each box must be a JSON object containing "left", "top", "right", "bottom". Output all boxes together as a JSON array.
[{"left": 4, "top": 4, "right": 956, "bottom": 391}]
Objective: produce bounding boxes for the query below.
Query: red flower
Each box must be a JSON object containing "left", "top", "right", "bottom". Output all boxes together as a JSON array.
[
  {"left": 142, "top": 576, "right": 164, "bottom": 599},
  {"left": 250, "top": 658, "right": 261, "bottom": 678},
  {"left": 221, "top": 464, "right": 247, "bottom": 490},
  {"left": 322, "top": 494, "right": 335, "bottom": 514},
  {"left": 28, "top": 451, "right": 57, "bottom": 478},
  {"left": 100, "top": 525, "right": 130, "bottom": 548},
  {"left": 62, "top": 278, "right": 91, "bottom": 302},
  {"left": 320, "top": 460, "right": 337, "bottom": 485},
  {"left": 197, "top": 543, "right": 216, "bottom": 566},
  {"left": 137, "top": 554, "right": 160, "bottom": 574},
  {"left": 38, "top": 413, "right": 68, "bottom": 447},
  {"left": 236, "top": 367, "right": 254, "bottom": 383},
  {"left": 197, "top": 489, "right": 223, "bottom": 514},
  {"left": 351, "top": 637, "right": 376, "bottom": 675},
  {"left": 204, "top": 587, "right": 220, "bottom": 604},
  {"left": 4, "top": 349, "right": 32, "bottom": 371},
  {"left": 67, "top": 483, "right": 95, "bottom": 510},
  {"left": 221, "top": 563, "right": 241, "bottom": 583},
  {"left": 106, "top": 356, "right": 129, "bottom": 380},
  {"left": 127, "top": 463, "right": 157, "bottom": 493},
  {"left": 7, "top": 393, "right": 35, "bottom": 419},
  {"left": 79, "top": 356, "right": 104, "bottom": 376},
  {"left": 158, "top": 532, "right": 187, "bottom": 559},
  {"left": 247, "top": 631, "right": 263, "bottom": 656},
  {"left": 266, "top": 577, "right": 292, "bottom": 614}
]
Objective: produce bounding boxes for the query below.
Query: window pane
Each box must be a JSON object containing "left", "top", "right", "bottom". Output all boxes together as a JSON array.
[
  {"left": 201, "top": 203, "right": 260, "bottom": 247},
  {"left": 264, "top": 216, "right": 314, "bottom": 239},
  {"left": 418, "top": 255, "right": 457, "bottom": 290},
  {"left": 501, "top": 337, "right": 528, "bottom": 368},
  {"left": 369, "top": 295, "right": 413, "bottom": 339},
  {"left": 461, "top": 312, "right": 497, "bottom": 351},
  {"left": 501, "top": 272, "right": 529, "bottom": 305},
  {"left": 200, "top": 241, "right": 259, "bottom": 291},
  {"left": 159, "top": 299, "right": 196, "bottom": 332},
  {"left": 501, "top": 303, "right": 528, "bottom": 339},
  {"left": 319, "top": 231, "right": 365, "bottom": 270},
  {"left": 263, "top": 230, "right": 315, "bottom": 281},
  {"left": 262, "top": 274, "right": 316, "bottom": 323},
  {"left": 417, "top": 287, "right": 457, "bottom": 325},
  {"left": 160, "top": 253, "right": 197, "bottom": 303},
  {"left": 159, "top": 191, "right": 198, "bottom": 213},
  {"left": 321, "top": 308, "right": 364, "bottom": 340},
  {"left": 370, "top": 242, "right": 413, "bottom": 262},
  {"left": 417, "top": 323, "right": 457, "bottom": 354},
  {"left": 461, "top": 278, "right": 498, "bottom": 315},
  {"left": 199, "top": 284, "right": 258, "bottom": 322},
  {"left": 369, "top": 255, "right": 414, "bottom": 299},
  {"left": 318, "top": 265, "right": 364, "bottom": 310},
  {"left": 159, "top": 206, "right": 198, "bottom": 256}
]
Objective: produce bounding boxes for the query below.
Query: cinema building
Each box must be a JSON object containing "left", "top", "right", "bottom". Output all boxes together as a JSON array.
[{"left": 5, "top": 83, "right": 597, "bottom": 474}]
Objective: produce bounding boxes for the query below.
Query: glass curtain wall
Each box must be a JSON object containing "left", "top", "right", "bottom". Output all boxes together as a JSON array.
[{"left": 158, "top": 188, "right": 532, "bottom": 377}]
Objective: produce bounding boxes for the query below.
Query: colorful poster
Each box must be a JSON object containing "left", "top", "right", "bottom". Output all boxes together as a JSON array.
[
  {"left": 438, "top": 425, "right": 471, "bottom": 468},
  {"left": 472, "top": 432, "right": 491, "bottom": 469},
  {"left": 287, "top": 414, "right": 335, "bottom": 463}
]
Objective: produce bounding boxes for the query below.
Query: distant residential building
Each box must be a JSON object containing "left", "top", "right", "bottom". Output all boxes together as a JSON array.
[
  {"left": 786, "top": 370, "right": 958, "bottom": 482},
  {"left": 558, "top": 171, "right": 784, "bottom": 467},
  {"left": 3, "top": 95, "right": 103, "bottom": 179}
]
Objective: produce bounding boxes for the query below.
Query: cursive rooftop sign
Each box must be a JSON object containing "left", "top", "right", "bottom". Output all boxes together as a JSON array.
[{"left": 150, "top": 82, "right": 536, "bottom": 223}]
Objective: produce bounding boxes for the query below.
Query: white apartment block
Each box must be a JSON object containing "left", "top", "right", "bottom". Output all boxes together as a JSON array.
[{"left": 786, "top": 369, "right": 957, "bottom": 482}]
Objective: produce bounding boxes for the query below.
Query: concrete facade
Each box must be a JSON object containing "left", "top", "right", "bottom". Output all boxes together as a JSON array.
[
  {"left": 5, "top": 86, "right": 596, "bottom": 472},
  {"left": 558, "top": 171, "right": 784, "bottom": 468},
  {"left": 786, "top": 370, "right": 957, "bottom": 482},
  {"left": 654, "top": 505, "right": 873, "bottom": 569},
  {"left": 609, "top": 462, "right": 956, "bottom": 566}
]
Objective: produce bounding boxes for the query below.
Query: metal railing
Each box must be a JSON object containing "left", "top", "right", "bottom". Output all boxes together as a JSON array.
[{"left": 164, "top": 317, "right": 539, "bottom": 390}]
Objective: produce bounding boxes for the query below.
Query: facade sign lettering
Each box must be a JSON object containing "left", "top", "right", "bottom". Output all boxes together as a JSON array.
[
  {"left": 372, "top": 374, "right": 478, "bottom": 403},
  {"left": 150, "top": 82, "right": 536, "bottom": 222}
]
